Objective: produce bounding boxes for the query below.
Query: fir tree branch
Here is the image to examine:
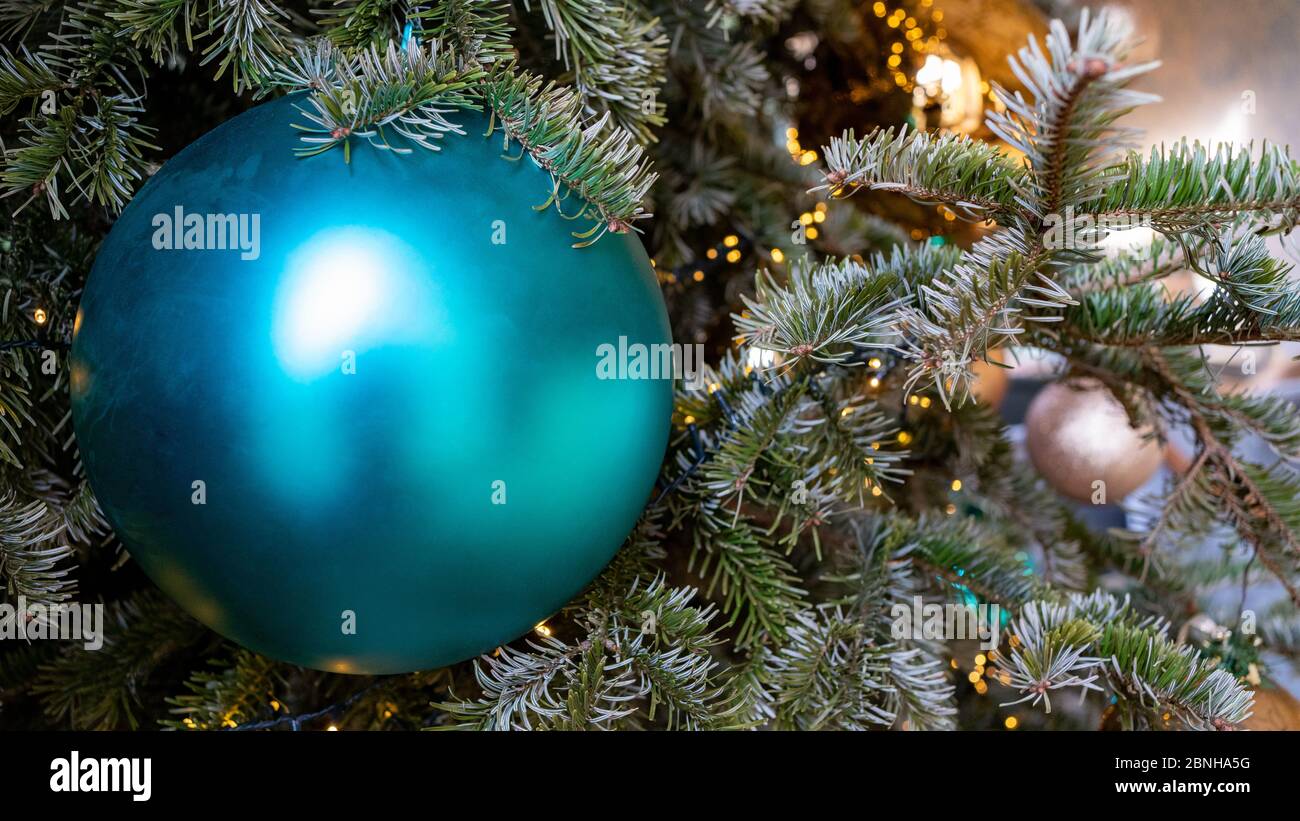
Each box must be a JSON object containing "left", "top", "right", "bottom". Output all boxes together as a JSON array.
[
  {"left": 816, "top": 126, "right": 1031, "bottom": 218},
  {"left": 314, "top": 0, "right": 404, "bottom": 51},
  {"left": 273, "top": 37, "right": 482, "bottom": 159},
  {"left": 0, "top": 44, "right": 62, "bottom": 115},
  {"left": 732, "top": 255, "right": 904, "bottom": 366},
  {"left": 521, "top": 0, "right": 668, "bottom": 143},
  {"left": 1090, "top": 141, "right": 1300, "bottom": 229},
  {"left": 987, "top": 8, "right": 1159, "bottom": 219},
  {"left": 165, "top": 649, "right": 289, "bottom": 729},
  {"left": 415, "top": 0, "right": 514, "bottom": 69},
  {"left": 0, "top": 489, "right": 76, "bottom": 604},
  {"left": 763, "top": 604, "right": 896, "bottom": 730},
  {"left": 993, "top": 591, "right": 1253, "bottom": 729},
  {"left": 479, "top": 65, "right": 658, "bottom": 243},
  {"left": 31, "top": 591, "right": 209, "bottom": 729},
  {"left": 199, "top": 0, "right": 297, "bottom": 92}
]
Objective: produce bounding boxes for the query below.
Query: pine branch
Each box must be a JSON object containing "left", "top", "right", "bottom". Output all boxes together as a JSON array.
[
  {"left": 899, "top": 513, "right": 1043, "bottom": 610},
  {"left": 732, "top": 255, "right": 904, "bottom": 366},
  {"left": 830, "top": 9, "right": 1158, "bottom": 403},
  {"left": 987, "top": 7, "right": 1159, "bottom": 219},
  {"left": 1111, "top": 349, "right": 1300, "bottom": 604},
  {"left": 764, "top": 605, "right": 895, "bottom": 730},
  {"left": 1059, "top": 233, "right": 1300, "bottom": 347},
  {"left": 416, "top": 0, "right": 514, "bottom": 69},
  {"left": 0, "top": 0, "right": 58, "bottom": 41},
  {"left": 273, "top": 37, "right": 483, "bottom": 159},
  {"left": 1090, "top": 141, "right": 1300, "bottom": 229},
  {"left": 826, "top": 515, "right": 959, "bottom": 729},
  {"left": 1061, "top": 232, "right": 1202, "bottom": 297},
  {"left": 993, "top": 591, "right": 1253, "bottom": 729},
  {"left": 0, "top": 489, "right": 76, "bottom": 604},
  {"left": 199, "top": 0, "right": 296, "bottom": 92},
  {"left": 610, "top": 578, "right": 743, "bottom": 729},
  {"left": 816, "top": 126, "right": 1031, "bottom": 218},
  {"left": 31, "top": 591, "right": 208, "bottom": 729},
  {"left": 164, "top": 649, "right": 289, "bottom": 729},
  {"left": 106, "top": 0, "right": 198, "bottom": 64},
  {"left": 0, "top": 44, "right": 61, "bottom": 115},
  {"left": 521, "top": 0, "right": 668, "bottom": 143},
  {"left": 479, "top": 65, "right": 657, "bottom": 243},
  {"left": 314, "top": 0, "right": 404, "bottom": 51},
  {"left": 689, "top": 522, "right": 806, "bottom": 648},
  {"left": 897, "top": 227, "right": 1074, "bottom": 404},
  {"left": 439, "top": 575, "right": 739, "bottom": 730},
  {"left": 702, "top": 0, "right": 798, "bottom": 26}
]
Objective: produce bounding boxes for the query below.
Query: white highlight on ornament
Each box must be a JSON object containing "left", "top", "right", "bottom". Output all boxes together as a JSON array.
[
  {"left": 280, "top": 233, "right": 383, "bottom": 360},
  {"left": 272, "top": 227, "right": 441, "bottom": 380}
]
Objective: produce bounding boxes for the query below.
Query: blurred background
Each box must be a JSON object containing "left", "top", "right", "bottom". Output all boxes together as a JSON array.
[{"left": 737, "top": 0, "right": 1300, "bottom": 728}]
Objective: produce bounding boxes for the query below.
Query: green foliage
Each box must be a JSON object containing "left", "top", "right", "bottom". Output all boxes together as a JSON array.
[
  {"left": 273, "top": 37, "right": 483, "bottom": 158},
  {"left": 0, "top": 489, "right": 75, "bottom": 603},
  {"left": 993, "top": 591, "right": 1253, "bottom": 728},
  {"left": 479, "top": 65, "right": 658, "bottom": 240},
  {"left": 520, "top": 0, "right": 668, "bottom": 143},
  {"left": 733, "top": 255, "right": 902, "bottom": 365},
  {"left": 437, "top": 575, "right": 742, "bottom": 729},
  {"left": 1093, "top": 141, "right": 1300, "bottom": 230},
  {"left": 818, "top": 126, "right": 1030, "bottom": 218},
  {"left": 31, "top": 591, "right": 208, "bottom": 729},
  {"left": 3, "top": 1, "right": 1295, "bottom": 734},
  {"left": 165, "top": 649, "right": 289, "bottom": 729}
]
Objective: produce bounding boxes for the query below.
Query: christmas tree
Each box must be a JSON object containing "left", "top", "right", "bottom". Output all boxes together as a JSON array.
[{"left": 2, "top": 1, "right": 1299, "bottom": 733}]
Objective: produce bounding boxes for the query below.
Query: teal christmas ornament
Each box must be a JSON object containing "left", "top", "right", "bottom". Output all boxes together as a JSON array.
[{"left": 70, "top": 94, "right": 672, "bottom": 674}]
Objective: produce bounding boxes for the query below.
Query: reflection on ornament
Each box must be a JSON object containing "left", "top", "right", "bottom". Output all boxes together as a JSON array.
[
  {"left": 1177, "top": 613, "right": 1231, "bottom": 645},
  {"left": 969, "top": 349, "right": 1009, "bottom": 408},
  {"left": 1024, "top": 378, "right": 1162, "bottom": 503}
]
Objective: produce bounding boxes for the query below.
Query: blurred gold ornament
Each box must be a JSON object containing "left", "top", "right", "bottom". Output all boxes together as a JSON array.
[
  {"left": 969, "top": 350, "right": 1009, "bottom": 408},
  {"left": 1243, "top": 684, "right": 1300, "bottom": 731},
  {"left": 1024, "top": 378, "right": 1161, "bottom": 503}
]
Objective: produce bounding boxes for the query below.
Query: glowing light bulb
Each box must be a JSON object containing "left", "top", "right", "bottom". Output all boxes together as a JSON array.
[{"left": 916, "top": 54, "right": 945, "bottom": 86}]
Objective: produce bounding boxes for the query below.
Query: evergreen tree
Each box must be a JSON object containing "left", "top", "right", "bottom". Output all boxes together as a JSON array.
[{"left": 1, "top": 2, "right": 1297, "bottom": 731}]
